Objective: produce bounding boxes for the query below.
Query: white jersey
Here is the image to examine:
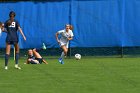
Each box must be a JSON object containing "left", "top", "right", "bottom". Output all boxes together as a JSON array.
[{"left": 58, "top": 29, "right": 74, "bottom": 48}]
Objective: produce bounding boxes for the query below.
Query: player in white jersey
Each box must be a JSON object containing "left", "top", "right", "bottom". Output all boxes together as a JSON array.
[{"left": 55, "top": 24, "right": 74, "bottom": 64}]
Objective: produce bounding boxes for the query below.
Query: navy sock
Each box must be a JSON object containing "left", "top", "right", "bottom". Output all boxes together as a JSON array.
[
  {"left": 5, "top": 54, "right": 9, "bottom": 66},
  {"left": 15, "top": 53, "right": 19, "bottom": 64}
]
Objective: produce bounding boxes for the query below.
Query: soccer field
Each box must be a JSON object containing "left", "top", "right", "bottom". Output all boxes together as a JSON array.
[{"left": 0, "top": 57, "right": 140, "bottom": 93}]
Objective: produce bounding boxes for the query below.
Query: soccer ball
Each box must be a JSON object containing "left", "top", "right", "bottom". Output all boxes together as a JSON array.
[{"left": 75, "top": 54, "right": 81, "bottom": 60}]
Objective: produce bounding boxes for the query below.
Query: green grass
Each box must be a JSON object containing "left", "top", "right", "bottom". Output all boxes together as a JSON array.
[{"left": 0, "top": 57, "right": 140, "bottom": 93}]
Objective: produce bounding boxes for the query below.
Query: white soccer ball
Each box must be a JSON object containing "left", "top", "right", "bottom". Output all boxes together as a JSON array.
[{"left": 75, "top": 54, "right": 81, "bottom": 60}]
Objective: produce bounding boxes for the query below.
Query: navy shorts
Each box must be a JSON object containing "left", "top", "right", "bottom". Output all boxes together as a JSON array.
[
  {"left": 6, "top": 41, "right": 18, "bottom": 45},
  {"left": 30, "top": 60, "right": 38, "bottom": 64},
  {"left": 35, "top": 58, "right": 43, "bottom": 64},
  {"left": 29, "top": 58, "right": 43, "bottom": 64}
]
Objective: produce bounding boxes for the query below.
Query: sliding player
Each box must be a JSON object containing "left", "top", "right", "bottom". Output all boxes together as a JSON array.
[
  {"left": 55, "top": 24, "right": 74, "bottom": 64},
  {"left": 26, "top": 49, "right": 48, "bottom": 64},
  {"left": 3, "top": 11, "right": 26, "bottom": 70}
]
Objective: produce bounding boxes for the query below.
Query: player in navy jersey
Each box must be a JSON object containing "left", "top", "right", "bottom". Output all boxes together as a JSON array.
[
  {"left": 3, "top": 11, "right": 26, "bottom": 70},
  {"left": 25, "top": 49, "right": 48, "bottom": 64}
]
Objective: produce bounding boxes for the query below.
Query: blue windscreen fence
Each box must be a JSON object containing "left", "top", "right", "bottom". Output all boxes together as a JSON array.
[{"left": 0, "top": 0, "right": 139, "bottom": 49}]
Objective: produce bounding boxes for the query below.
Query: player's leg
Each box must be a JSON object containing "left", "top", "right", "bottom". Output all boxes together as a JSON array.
[
  {"left": 27, "top": 59, "right": 40, "bottom": 64},
  {"left": 32, "top": 49, "right": 48, "bottom": 64},
  {"left": 61, "top": 45, "right": 68, "bottom": 57},
  {"left": 42, "top": 59, "right": 48, "bottom": 64},
  {"left": 60, "top": 42, "right": 69, "bottom": 59},
  {"left": 65, "top": 42, "right": 69, "bottom": 57},
  {"left": 58, "top": 45, "right": 68, "bottom": 64},
  {"left": 60, "top": 51, "right": 64, "bottom": 58},
  {"left": 5, "top": 43, "right": 11, "bottom": 69},
  {"left": 14, "top": 43, "right": 21, "bottom": 69},
  {"left": 32, "top": 49, "right": 42, "bottom": 58}
]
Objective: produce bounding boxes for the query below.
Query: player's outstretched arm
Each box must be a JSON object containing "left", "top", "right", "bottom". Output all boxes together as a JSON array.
[
  {"left": 18, "top": 27, "right": 26, "bottom": 41},
  {"left": 55, "top": 32, "right": 60, "bottom": 43},
  {"left": 25, "top": 59, "right": 30, "bottom": 64}
]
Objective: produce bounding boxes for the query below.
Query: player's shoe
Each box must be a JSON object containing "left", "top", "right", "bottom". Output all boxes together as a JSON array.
[
  {"left": 15, "top": 65, "right": 21, "bottom": 70},
  {"left": 42, "top": 43, "right": 46, "bottom": 50},
  {"left": 5, "top": 66, "right": 8, "bottom": 70},
  {"left": 61, "top": 60, "right": 64, "bottom": 64},
  {"left": 58, "top": 58, "right": 63, "bottom": 63}
]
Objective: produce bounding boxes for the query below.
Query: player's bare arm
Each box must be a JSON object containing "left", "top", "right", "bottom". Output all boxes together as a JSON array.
[
  {"left": 18, "top": 27, "right": 26, "bottom": 41},
  {"left": 55, "top": 32, "right": 60, "bottom": 43}
]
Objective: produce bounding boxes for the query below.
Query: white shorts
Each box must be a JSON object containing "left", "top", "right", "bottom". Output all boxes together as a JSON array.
[{"left": 59, "top": 41, "right": 69, "bottom": 48}]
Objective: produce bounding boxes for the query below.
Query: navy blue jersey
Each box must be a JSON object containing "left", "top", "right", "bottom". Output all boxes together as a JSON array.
[
  {"left": 28, "top": 55, "right": 35, "bottom": 60},
  {"left": 4, "top": 19, "right": 20, "bottom": 43},
  {"left": 28, "top": 55, "right": 43, "bottom": 64}
]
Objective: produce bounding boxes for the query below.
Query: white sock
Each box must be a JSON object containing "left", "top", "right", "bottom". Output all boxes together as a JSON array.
[{"left": 60, "top": 52, "right": 65, "bottom": 59}]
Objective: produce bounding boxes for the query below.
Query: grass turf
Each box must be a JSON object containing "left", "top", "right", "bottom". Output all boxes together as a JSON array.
[{"left": 0, "top": 57, "right": 140, "bottom": 93}]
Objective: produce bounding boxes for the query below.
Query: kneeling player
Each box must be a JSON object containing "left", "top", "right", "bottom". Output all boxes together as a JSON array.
[{"left": 26, "top": 49, "right": 48, "bottom": 64}]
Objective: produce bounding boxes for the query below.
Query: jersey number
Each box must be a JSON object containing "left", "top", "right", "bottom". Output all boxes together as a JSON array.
[{"left": 9, "top": 22, "right": 16, "bottom": 27}]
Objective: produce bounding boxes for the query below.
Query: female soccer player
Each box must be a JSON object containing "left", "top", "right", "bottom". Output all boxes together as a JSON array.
[
  {"left": 55, "top": 24, "right": 74, "bottom": 64},
  {"left": 3, "top": 11, "right": 26, "bottom": 70},
  {"left": 26, "top": 49, "right": 48, "bottom": 64}
]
